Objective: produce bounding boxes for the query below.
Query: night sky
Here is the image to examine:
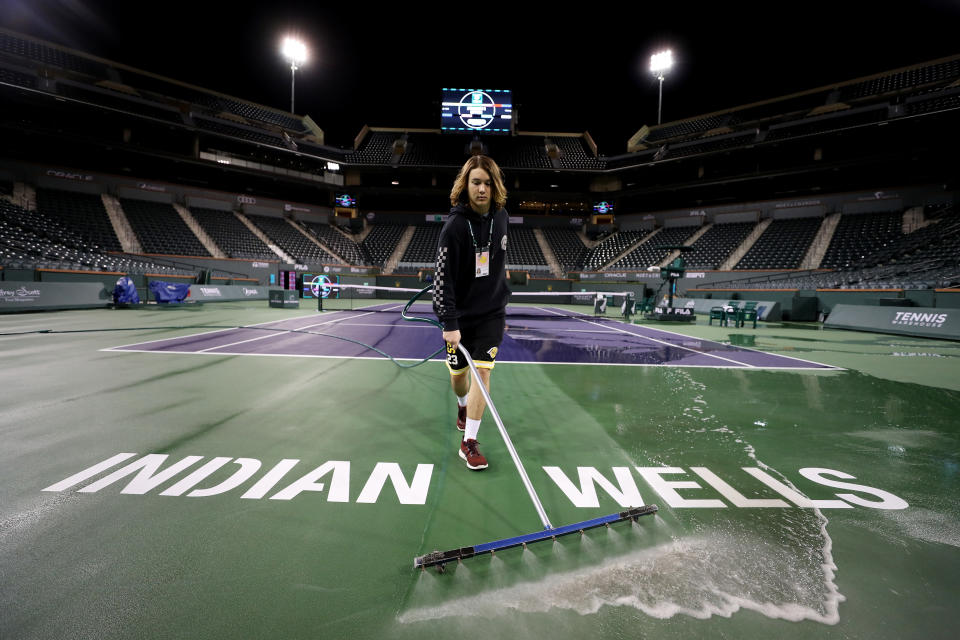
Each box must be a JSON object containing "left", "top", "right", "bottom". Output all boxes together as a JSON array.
[{"left": 2, "top": 1, "right": 959, "bottom": 154}]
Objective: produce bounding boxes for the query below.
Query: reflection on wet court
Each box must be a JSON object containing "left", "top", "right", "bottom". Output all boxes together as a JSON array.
[{"left": 1, "top": 302, "right": 957, "bottom": 640}]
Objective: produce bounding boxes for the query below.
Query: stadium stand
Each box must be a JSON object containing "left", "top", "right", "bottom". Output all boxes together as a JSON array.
[
  {"left": 0, "top": 199, "right": 192, "bottom": 274},
  {"left": 303, "top": 222, "right": 366, "bottom": 265},
  {"left": 194, "top": 116, "right": 286, "bottom": 147},
  {"left": 36, "top": 188, "right": 122, "bottom": 252},
  {"left": 608, "top": 226, "right": 697, "bottom": 270},
  {"left": 247, "top": 214, "right": 337, "bottom": 264},
  {"left": 735, "top": 217, "right": 822, "bottom": 270},
  {"left": 121, "top": 199, "right": 211, "bottom": 257},
  {"left": 541, "top": 227, "right": 590, "bottom": 274},
  {"left": 555, "top": 137, "right": 606, "bottom": 170},
  {"left": 584, "top": 229, "right": 651, "bottom": 270},
  {"left": 348, "top": 132, "right": 397, "bottom": 164},
  {"left": 819, "top": 210, "right": 904, "bottom": 270},
  {"left": 190, "top": 207, "right": 275, "bottom": 260},
  {"left": 0, "top": 66, "right": 38, "bottom": 90},
  {"left": 399, "top": 225, "right": 442, "bottom": 268},
  {"left": 55, "top": 82, "right": 184, "bottom": 123},
  {"left": 360, "top": 223, "right": 405, "bottom": 267},
  {"left": 505, "top": 226, "right": 548, "bottom": 271},
  {"left": 683, "top": 222, "right": 756, "bottom": 269},
  {"left": 0, "top": 30, "right": 109, "bottom": 77}
]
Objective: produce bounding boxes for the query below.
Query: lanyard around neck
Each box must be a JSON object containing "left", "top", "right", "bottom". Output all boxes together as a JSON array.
[{"left": 466, "top": 214, "right": 495, "bottom": 252}]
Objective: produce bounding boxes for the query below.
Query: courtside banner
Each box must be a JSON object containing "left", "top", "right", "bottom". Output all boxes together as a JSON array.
[
  {"left": 187, "top": 285, "right": 269, "bottom": 302},
  {"left": 825, "top": 304, "right": 960, "bottom": 341},
  {"left": 0, "top": 281, "right": 108, "bottom": 312}
]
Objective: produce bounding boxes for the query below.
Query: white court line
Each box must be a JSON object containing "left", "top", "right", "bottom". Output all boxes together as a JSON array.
[
  {"left": 98, "top": 311, "right": 374, "bottom": 353},
  {"left": 103, "top": 347, "right": 837, "bottom": 369},
  {"left": 539, "top": 307, "right": 755, "bottom": 367},
  {"left": 598, "top": 316, "right": 844, "bottom": 370},
  {"left": 197, "top": 313, "right": 377, "bottom": 352}
]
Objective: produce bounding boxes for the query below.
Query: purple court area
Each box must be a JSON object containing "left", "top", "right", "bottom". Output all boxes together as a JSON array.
[{"left": 105, "top": 304, "right": 836, "bottom": 369}]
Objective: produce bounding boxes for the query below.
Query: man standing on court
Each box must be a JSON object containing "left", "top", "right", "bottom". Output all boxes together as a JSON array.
[{"left": 433, "top": 155, "right": 510, "bottom": 470}]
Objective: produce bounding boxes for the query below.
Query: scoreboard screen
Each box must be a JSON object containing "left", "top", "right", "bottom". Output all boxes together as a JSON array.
[
  {"left": 302, "top": 273, "right": 339, "bottom": 300},
  {"left": 593, "top": 201, "right": 615, "bottom": 215},
  {"left": 335, "top": 194, "right": 356, "bottom": 207},
  {"left": 441, "top": 88, "right": 513, "bottom": 134}
]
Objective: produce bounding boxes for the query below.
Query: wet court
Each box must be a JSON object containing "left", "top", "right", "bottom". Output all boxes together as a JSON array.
[{"left": 1, "top": 301, "right": 958, "bottom": 639}]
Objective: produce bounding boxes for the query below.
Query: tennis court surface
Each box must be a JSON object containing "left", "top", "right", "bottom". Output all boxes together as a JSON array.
[{"left": 2, "top": 301, "right": 958, "bottom": 640}]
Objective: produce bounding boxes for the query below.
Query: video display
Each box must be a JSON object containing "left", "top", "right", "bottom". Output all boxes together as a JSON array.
[
  {"left": 335, "top": 194, "right": 356, "bottom": 208},
  {"left": 301, "top": 273, "right": 339, "bottom": 300},
  {"left": 441, "top": 88, "right": 513, "bottom": 134}
]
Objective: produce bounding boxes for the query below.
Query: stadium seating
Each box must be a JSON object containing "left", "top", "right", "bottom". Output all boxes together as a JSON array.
[
  {"left": 541, "top": 227, "right": 590, "bottom": 273},
  {"left": 247, "top": 214, "right": 336, "bottom": 264},
  {"left": 0, "top": 200, "right": 192, "bottom": 275},
  {"left": 348, "top": 132, "right": 397, "bottom": 164},
  {"left": 360, "top": 223, "right": 405, "bottom": 267},
  {"left": 303, "top": 222, "right": 367, "bottom": 265},
  {"left": 400, "top": 225, "right": 442, "bottom": 264},
  {"left": 584, "top": 229, "right": 651, "bottom": 270},
  {"left": 606, "top": 227, "right": 695, "bottom": 270},
  {"left": 36, "top": 188, "right": 122, "bottom": 252},
  {"left": 819, "top": 210, "right": 903, "bottom": 270},
  {"left": 735, "top": 217, "right": 821, "bottom": 270},
  {"left": 554, "top": 137, "right": 606, "bottom": 170},
  {"left": 122, "top": 199, "right": 211, "bottom": 257},
  {"left": 506, "top": 227, "right": 547, "bottom": 269},
  {"left": 190, "top": 207, "right": 275, "bottom": 260},
  {"left": 683, "top": 222, "right": 755, "bottom": 269},
  {"left": 838, "top": 59, "right": 960, "bottom": 102}
]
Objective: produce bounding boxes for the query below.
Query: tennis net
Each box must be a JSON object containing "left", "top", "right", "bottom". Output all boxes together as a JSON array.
[{"left": 306, "top": 283, "right": 639, "bottom": 320}]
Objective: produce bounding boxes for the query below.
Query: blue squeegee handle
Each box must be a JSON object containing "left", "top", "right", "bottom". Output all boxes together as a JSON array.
[{"left": 402, "top": 284, "right": 553, "bottom": 531}]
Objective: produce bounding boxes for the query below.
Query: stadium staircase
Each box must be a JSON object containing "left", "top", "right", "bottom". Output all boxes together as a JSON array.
[
  {"left": 660, "top": 223, "right": 712, "bottom": 267},
  {"left": 288, "top": 218, "right": 347, "bottom": 264},
  {"left": 532, "top": 228, "right": 564, "bottom": 277},
  {"left": 173, "top": 204, "right": 225, "bottom": 258},
  {"left": 11, "top": 183, "right": 36, "bottom": 211},
  {"left": 720, "top": 219, "right": 770, "bottom": 270},
  {"left": 234, "top": 211, "right": 294, "bottom": 263},
  {"left": 383, "top": 226, "right": 416, "bottom": 274},
  {"left": 800, "top": 213, "right": 840, "bottom": 269},
  {"left": 902, "top": 206, "right": 932, "bottom": 234},
  {"left": 101, "top": 194, "right": 143, "bottom": 253},
  {"left": 600, "top": 228, "right": 660, "bottom": 271}
]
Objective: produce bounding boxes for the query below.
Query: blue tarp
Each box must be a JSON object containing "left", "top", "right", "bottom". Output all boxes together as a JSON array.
[
  {"left": 149, "top": 281, "right": 191, "bottom": 303},
  {"left": 113, "top": 277, "right": 140, "bottom": 304}
]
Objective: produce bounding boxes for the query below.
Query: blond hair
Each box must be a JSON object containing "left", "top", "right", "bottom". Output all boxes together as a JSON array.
[{"left": 449, "top": 155, "right": 507, "bottom": 210}]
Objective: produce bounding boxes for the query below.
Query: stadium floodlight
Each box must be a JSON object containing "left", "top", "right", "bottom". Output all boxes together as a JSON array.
[
  {"left": 281, "top": 36, "right": 308, "bottom": 114},
  {"left": 650, "top": 49, "right": 673, "bottom": 125}
]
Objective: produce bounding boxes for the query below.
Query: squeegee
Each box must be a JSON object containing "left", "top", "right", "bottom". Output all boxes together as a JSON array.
[{"left": 413, "top": 344, "right": 658, "bottom": 571}]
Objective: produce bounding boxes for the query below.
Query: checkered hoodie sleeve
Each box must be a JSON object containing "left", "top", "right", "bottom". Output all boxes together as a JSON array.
[{"left": 433, "top": 221, "right": 460, "bottom": 331}]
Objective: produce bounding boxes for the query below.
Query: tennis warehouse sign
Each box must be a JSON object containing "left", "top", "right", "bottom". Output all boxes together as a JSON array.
[
  {"left": 44, "top": 453, "right": 907, "bottom": 510},
  {"left": 825, "top": 304, "right": 959, "bottom": 340}
]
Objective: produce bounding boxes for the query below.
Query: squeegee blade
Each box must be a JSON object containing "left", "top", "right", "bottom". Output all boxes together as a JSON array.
[{"left": 413, "top": 504, "right": 658, "bottom": 569}]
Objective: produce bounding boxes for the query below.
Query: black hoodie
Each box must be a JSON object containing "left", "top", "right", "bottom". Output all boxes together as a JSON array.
[{"left": 432, "top": 204, "right": 510, "bottom": 331}]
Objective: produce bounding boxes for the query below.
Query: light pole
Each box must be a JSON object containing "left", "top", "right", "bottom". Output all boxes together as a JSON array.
[
  {"left": 281, "top": 36, "right": 308, "bottom": 114},
  {"left": 650, "top": 49, "right": 673, "bottom": 125}
]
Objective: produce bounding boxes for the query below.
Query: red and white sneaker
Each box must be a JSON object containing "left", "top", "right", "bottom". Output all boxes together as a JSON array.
[
  {"left": 459, "top": 439, "right": 488, "bottom": 470},
  {"left": 456, "top": 404, "right": 467, "bottom": 432}
]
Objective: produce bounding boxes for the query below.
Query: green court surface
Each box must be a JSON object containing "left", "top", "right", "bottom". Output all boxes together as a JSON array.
[{"left": 1, "top": 302, "right": 958, "bottom": 640}]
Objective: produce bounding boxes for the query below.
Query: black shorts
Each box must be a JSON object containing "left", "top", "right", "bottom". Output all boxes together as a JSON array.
[{"left": 445, "top": 315, "right": 505, "bottom": 374}]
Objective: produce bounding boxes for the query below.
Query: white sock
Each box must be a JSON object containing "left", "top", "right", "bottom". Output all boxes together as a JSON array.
[
  {"left": 457, "top": 395, "right": 468, "bottom": 408},
  {"left": 464, "top": 418, "right": 480, "bottom": 441}
]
